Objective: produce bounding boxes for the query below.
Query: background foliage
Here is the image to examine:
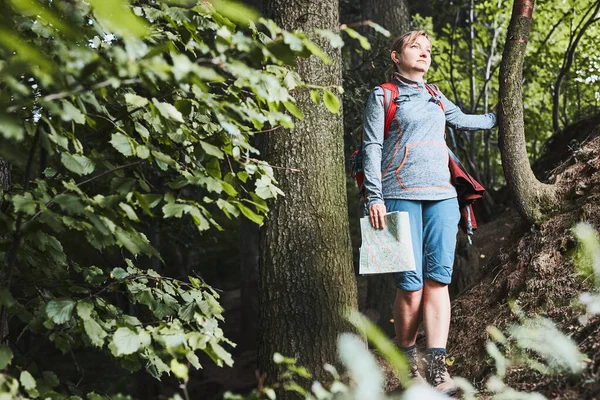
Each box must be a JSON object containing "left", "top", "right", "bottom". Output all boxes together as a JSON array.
[
  {"left": 1, "top": 0, "right": 600, "bottom": 398},
  {"left": 0, "top": 0, "right": 337, "bottom": 397}
]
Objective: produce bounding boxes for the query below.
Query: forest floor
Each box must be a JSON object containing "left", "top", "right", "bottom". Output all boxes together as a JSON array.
[
  {"left": 444, "top": 130, "right": 600, "bottom": 399},
  {"left": 196, "top": 125, "right": 600, "bottom": 399}
]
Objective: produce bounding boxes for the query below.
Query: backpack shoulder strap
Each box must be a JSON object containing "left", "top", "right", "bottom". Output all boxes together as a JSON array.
[
  {"left": 424, "top": 83, "right": 445, "bottom": 112},
  {"left": 379, "top": 82, "right": 399, "bottom": 139}
]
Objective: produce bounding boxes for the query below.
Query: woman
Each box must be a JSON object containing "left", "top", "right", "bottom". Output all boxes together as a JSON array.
[{"left": 362, "top": 30, "right": 496, "bottom": 395}]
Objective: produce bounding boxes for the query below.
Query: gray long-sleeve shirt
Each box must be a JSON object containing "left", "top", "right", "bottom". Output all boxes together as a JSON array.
[{"left": 362, "top": 73, "right": 496, "bottom": 208}]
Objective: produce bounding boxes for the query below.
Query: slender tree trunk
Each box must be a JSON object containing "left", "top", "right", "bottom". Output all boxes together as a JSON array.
[
  {"left": 239, "top": 216, "right": 259, "bottom": 351},
  {"left": 0, "top": 158, "right": 10, "bottom": 343},
  {"left": 499, "top": 0, "right": 557, "bottom": 224},
  {"left": 552, "top": 0, "right": 600, "bottom": 133},
  {"left": 468, "top": 0, "right": 477, "bottom": 161},
  {"left": 358, "top": 0, "right": 410, "bottom": 339},
  {"left": 259, "top": 0, "right": 358, "bottom": 388}
]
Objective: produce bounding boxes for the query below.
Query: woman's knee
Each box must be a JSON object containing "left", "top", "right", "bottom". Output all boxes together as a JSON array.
[
  {"left": 396, "top": 288, "right": 422, "bottom": 305},
  {"left": 424, "top": 278, "right": 448, "bottom": 290}
]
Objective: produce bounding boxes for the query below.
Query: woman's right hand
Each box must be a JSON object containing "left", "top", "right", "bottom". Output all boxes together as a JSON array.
[{"left": 368, "top": 203, "right": 386, "bottom": 230}]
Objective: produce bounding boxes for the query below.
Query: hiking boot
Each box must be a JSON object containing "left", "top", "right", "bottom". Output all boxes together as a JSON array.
[
  {"left": 425, "top": 352, "right": 458, "bottom": 395},
  {"left": 408, "top": 350, "right": 427, "bottom": 385}
]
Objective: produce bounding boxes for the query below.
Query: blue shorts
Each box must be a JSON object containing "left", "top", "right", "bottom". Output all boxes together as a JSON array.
[{"left": 385, "top": 198, "right": 460, "bottom": 291}]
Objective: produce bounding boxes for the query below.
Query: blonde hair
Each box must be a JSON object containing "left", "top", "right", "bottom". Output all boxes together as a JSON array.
[{"left": 385, "top": 30, "right": 432, "bottom": 81}]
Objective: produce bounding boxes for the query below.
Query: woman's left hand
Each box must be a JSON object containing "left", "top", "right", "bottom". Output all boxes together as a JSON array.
[{"left": 368, "top": 203, "right": 387, "bottom": 230}]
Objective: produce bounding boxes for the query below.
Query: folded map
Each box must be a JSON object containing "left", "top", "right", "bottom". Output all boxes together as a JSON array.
[{"left": 359, "top": 211, "right": 416, "bottom": 275}]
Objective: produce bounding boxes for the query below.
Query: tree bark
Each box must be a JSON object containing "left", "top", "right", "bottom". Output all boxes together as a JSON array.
[
  {"left": 359, "top": 0, "right": 410, "bottom": 81},
  {"left": 259, "top": 0, "right": 358, "bottom": 388},
  {"left": 498, "top": 0, "right": 557, "bottom": 224},
  {"left": 360, "top": 0, "right": 409, "bottom": 38}
]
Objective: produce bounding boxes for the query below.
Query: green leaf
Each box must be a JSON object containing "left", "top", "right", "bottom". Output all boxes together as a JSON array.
[
  {"left": 310, "top": 89, "right": 321, "bottom": 105},
  {"left": 0, "top": 115, "right": 24, "bottom": 140},
  {"left": 200, "top": 140, "right": 224, "bottom": 160},
  {"left": 302, "top": 39, "right": 332, "bottom": 64},
  {"left": 163, "top": 203, "right": 188, "bottom": 218},
  {"left": 315, "top": 29, "right": 344, "bottom": 48},
  {"left": 186, "top": 351, "right": 201, "bottom": 369},
  {"left": 54, "top": 193, "right": 85, "bottom": 215},
  {"left": 189, "top": 206, "right": 210, "bottom": 232},
  {"left": 283, "top": 101, "right": 304, "bottom": 120},
  {"left": 119, "top": 203, "right": 140, "bottom": 221},
  {"left": 87, "top": 0, "right": 148, "bottom": 38},
  {"left": 61, "top": 101, "right": 86, "bottom": 124},
  {"left": 323, "top": 90, "right": 341, "bottom": 114},
  {"left": 153, "top": 98, "right": 184, "bottom": 123},
  {"left": 194, "top": 66, "right": 224, "bottom": 82},
  {"left": 209, "top": 341, "right": 234, "bottom": 367},
  {"left": 213, "top": 0, "right": 259, "bottom": 25},
  {"left": 237, "top": 203, "right": 263, "bottom": 225},
  {"left": 112, "top": 327, "right": 141, "bottom": 356},
  {"left": 76, "top": 302, "right": 94, "bottom": 321},
  {"left": 61, "top": 153, "right": 95, "bottom": 176},
  {"left": 12, "top": 193, "right": 36, "bottom": 215},
  {"left": 20, "top": 370, "right": 36, "bottom": 390},
  {"left": 46, "top": 299, "right": 76, "bottom": 324},
  {"left": 347, "top": 309, "right": 410, "bottom": 386},
  {"left": 111, "top": 267, "right": 129, "bottom": 280},
  {"left": 0, "top": 346, "right": 14, "bottom": 369},
  {"left": 135, "top": 122, "right": 150, "bottom": 141},
  {"left": 0, "top": 287, "right": 15, "bottom": 308},
  {"left": 170, "top": 359, "right": 189, "bottom": 380},
  {"left": 342, "top": 27, "right": 371, "bottom": 50},
  {"left": 84, "top": 319, "right": 108, "bottom": 348},
  {"left": 42, "top": 371, "right": 59, "bottom": 388},
  {"left": 366, "top": 21, "right": 390, "bottom": 37},
  {"left": 110, "top": 133, "right": 134, "bottom": 156},
  {"left": 125, "top": 93, "right": 149, "bottom": 108},
  {"left": 136, "top": 145, "right": 150, "bottom": 159}
]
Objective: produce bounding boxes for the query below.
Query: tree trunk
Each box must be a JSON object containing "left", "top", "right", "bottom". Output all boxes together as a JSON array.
[
  {"left": 239, "top": 216, "right": 259, "bottom": 352},
  {"left": 359, "top": 0, "right": 410, "bottom": 339},
  {"left": 498, "top": 0, "right": 557, "bottom": 224},
  {"left": 359, "top": 0, "right": 410, "bottom": 82},
  {"left": 259, "top": 0, "right": 358, "bottom": 388},
  {"left": 0, "top": 158, "right": 10, "bottom": 343},
  {"left": 360, "top": 0, "right": 409, "bottom": 38}
]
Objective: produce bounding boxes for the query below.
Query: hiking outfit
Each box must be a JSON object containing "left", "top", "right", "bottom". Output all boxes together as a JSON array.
[{"left": 362, "top": 72, "right": 496, "bottom": 290}]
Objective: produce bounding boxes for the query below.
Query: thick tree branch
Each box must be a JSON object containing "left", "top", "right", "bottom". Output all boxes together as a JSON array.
[{"left": 499, "top": 0, "right": 558, "bottom": 224}]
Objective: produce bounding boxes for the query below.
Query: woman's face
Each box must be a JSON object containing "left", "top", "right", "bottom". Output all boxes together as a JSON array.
[{"left": 392, "top": 35, "right": 432, "bottom": 77}]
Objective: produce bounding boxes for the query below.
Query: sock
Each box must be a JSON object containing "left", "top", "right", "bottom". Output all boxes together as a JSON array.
[
  {"left": 425, "top": 347, "right": 446, "bottom": 356},
  {"left": 399, "top": 343, "right": 417, "bottom": 358}
]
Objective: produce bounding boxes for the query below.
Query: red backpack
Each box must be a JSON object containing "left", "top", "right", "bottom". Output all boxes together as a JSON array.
[{"left": 348, "top": 82, "right": 485, "bottom": 240}]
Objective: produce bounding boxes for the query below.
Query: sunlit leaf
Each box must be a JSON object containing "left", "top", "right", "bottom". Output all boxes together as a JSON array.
[
  {"left": 323, "top": 89, "right": 340, "bottom": 114},
  {"left": 153, "top": 98, "right": 184, "bottom": 123},
  {"left": 46, "top": 299, "right": 76, "bottom": 324},
  {"left": 112, "top": 327, "right": 141, "bottom": 356},
  {"left": 283, "top": 101, "right": 304, "bottom": 120},
  {"left": 212, "top": 0, "right": 259, "bottom": 25},
  {"left": 20, "top": 370, "right": 36, "bottom": 390},
  {"left": 87, "top": 0, "right": 148, "bottom": 38},
  {"left": 61, "top": 153, "right": 95, "bottom": 176}
]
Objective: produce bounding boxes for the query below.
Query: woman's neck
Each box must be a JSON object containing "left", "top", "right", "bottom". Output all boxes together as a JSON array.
[{"left": 396, "top": 70, "right": 425, "bottom": 83}]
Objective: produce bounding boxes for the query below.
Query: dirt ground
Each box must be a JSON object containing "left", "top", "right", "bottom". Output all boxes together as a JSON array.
[{"left": 195, "top": 127, "right": 600, "bottom": 399}]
